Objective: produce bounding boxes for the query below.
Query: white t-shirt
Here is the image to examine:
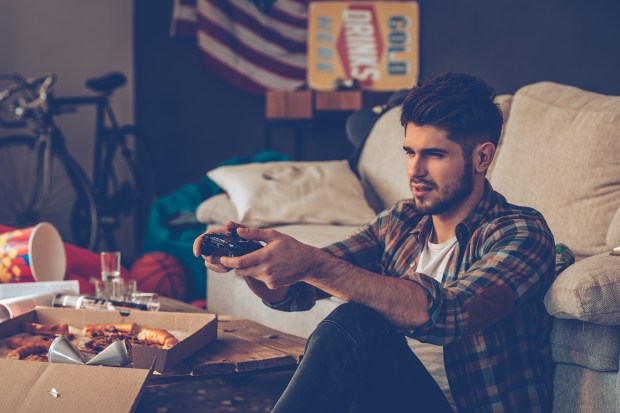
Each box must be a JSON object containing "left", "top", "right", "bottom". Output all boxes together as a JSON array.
[
  {"left": 416, "top": 233, "right": 458, "bottom": 283},
  {"left": 413, "top": 231, "right": 458, "bottom": 407}
]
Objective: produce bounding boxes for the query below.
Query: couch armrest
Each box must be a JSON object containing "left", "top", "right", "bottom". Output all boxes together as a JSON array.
[{"left": 544, "top": 252, "right": 620, "bottom": 324}]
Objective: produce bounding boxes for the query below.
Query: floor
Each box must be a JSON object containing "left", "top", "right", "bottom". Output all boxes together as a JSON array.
[{"left": 136, "top": 370, "right": 295, "bottom": 413}]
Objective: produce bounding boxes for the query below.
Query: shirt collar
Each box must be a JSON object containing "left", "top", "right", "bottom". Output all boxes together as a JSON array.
[{"left": 410, "top": 180, "right": 497, "bottom": 244}]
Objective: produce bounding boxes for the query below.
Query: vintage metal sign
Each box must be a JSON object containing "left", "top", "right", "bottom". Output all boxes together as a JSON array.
[{"left": 307, "top": 1, "right": 419, "bottom": 91}]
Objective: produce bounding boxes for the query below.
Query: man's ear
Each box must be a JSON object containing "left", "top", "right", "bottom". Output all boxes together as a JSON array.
[{"left": 473, "top": 142, "right": 496, "bottom": 174}]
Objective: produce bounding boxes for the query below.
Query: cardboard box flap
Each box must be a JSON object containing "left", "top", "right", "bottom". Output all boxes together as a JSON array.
[
  {"left": 33, "top": 306, "right": 215, "bottom": 332},
  {"left": 0, "top": 359, "right": 151, "bottom": 413}
]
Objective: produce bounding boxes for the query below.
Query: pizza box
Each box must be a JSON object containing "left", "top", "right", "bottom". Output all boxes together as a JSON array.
[
  {"left": 0, "top": 358, "right": 152, "bottom": 413},
  {"left": 0, "top": 306, "right": 218, "bottom": 373}
]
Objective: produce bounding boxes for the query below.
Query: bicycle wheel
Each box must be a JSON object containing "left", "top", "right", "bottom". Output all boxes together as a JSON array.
[{"left": 0, "top": 135, "right": 98, "bottom": 249}]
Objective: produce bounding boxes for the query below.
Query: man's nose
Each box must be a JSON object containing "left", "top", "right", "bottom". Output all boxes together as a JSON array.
[{"left": 408, "top": 156, "right": 426, "bottom": 178}]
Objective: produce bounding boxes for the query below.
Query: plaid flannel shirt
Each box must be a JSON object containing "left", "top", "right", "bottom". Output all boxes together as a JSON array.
[{"left": 267, "top": 181, "right": 556, "bottom": 412}]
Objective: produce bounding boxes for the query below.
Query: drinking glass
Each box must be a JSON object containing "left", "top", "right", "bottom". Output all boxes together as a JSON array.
[
  {"left": 111, "top": 278, "right": 125, "bottom": 300},
  {"left": 130, "top": 292, "right": 161, "bottom": 312},
  {"left": 101, "top": 251, "right": 121, "bottom": 281},
  {"left": 123, "top": 279, "right": 137, "bottom": 301},
  {"left": 94, "top": 280, "right": 113, "bottom": 299}
]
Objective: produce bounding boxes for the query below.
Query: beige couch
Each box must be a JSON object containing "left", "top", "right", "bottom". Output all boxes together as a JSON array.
[{"left": 201, "top": 81, "right": 620, "bottom": 412}]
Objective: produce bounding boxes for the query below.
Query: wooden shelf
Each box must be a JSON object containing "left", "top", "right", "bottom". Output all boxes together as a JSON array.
[
  {"left": 266, "top": 90, "right": 364, "bottom": 120},
  {"left": 265, "top": 90, "right": 313, "bottom": 120}
]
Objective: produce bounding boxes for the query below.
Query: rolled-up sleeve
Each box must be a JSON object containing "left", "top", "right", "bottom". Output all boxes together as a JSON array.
[
  {"left": 405, "top": 215, "right": 555, "bottom": 345},
  {"left": 263, "top": 209, "right": 391, "bottom": 312}
]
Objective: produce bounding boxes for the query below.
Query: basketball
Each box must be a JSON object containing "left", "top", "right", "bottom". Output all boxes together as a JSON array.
[{"left": 130, "top": 252, "right": 187, "bottom": 300}]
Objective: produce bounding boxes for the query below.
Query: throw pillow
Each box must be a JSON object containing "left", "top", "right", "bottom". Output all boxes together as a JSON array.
[
  {"left": 489, "top": 82, "right": 620, "bottom": 256},
  {"left": 544, "top": 252, "right": 620, "bottom": 324},
  {"left": 195, "top": 193, "right": 267, "bottom": 227},
  {"left": 206, "top": 160, "right": 376, "bottom": 226}
]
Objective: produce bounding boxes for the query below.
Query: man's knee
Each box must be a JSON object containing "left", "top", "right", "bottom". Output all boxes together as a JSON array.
[{"left": 313, "top": 303, "right": 394, "bottom": 346}]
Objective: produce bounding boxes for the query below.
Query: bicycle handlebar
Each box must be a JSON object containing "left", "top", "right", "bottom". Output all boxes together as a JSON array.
[
  {"left": 0, "top": 73, "right": 57, "bottom": 124},
  {"left": 0, "top": 72, "right": 128, "bottom": 131}
]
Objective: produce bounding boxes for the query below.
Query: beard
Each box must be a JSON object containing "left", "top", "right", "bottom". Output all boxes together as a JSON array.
[{"left": 411, "top": 161, "right": 474, "bottom": 215}]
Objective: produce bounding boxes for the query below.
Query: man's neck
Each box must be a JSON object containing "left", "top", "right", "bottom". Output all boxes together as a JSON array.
[{"left": 431, "top": 179, "right": 486, "bottom": 243}]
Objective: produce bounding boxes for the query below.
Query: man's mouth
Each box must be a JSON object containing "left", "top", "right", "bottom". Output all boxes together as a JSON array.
[{"left": 411, "top": 183, "right": 435, "bottom": 196}]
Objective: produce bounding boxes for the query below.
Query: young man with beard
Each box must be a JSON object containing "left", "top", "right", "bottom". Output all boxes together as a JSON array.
[{"left": 194, "top": 73, "right": 557, "bottom": 412}]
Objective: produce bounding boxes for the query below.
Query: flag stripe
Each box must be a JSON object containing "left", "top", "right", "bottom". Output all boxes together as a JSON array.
[
  {"left": 267, "top": 7, "right": 308, "bottom": 27},
  {"left": 198, "top": 7, "right": 307, "bottom": 66},
  {"left": 272, "top": 0, "right": 310, "bottom": 20},
  {"left": 170, "top": 2, "right": 197, "bottom": 37},
  {"left": 198, "top": 31, "right": 306, "bottom": 90},
  {"left": 214, "top": 0, "right": 307, "bottom": 41},
  {"left": 199, "top": 17, "right": 306, "bottom": 77},
  {"left": 172, "top": 0, "right": 308, "bottom": 93},
  {"left": 199, "top": 2, "right": 306, "bottom": 55}
]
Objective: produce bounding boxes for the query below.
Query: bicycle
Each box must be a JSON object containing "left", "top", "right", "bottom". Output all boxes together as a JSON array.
[{"left": 0, "top": 72, "right": 156, "bottom": 254}]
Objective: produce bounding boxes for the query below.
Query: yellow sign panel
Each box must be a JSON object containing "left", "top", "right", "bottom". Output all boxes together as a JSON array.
[{"left": 307, "top": 1, "right": 419, "bottom": 91}]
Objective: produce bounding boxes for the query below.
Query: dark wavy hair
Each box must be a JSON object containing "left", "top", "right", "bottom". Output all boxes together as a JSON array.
[{"left": 400, "top": 73, "right": 503, "bottom": 153}]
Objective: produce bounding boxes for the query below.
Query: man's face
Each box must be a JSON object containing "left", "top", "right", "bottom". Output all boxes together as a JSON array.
[{"left": 403, "top": 123, "right": 474, "bottom": 215}]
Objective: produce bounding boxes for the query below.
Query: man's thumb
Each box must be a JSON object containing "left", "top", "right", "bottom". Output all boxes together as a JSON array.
[{"left": 236, "top": 227, "right": 276, "bottom": 242}]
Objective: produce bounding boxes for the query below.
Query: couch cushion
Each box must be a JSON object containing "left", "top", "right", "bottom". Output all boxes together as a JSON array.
[
  {"left": 489, "top": 82, "right": 620, "bottom": 256},
  {"left": 357, "top": 106, "right": 411, "bottom": 210},
  {"left": 544, "top": 252, "right": 620, "bottom": 324},
  {"left": 551, "top": 318, "right": 620, "bottom": 372},
  {"left": 207, "top": 160, "right": 376, "bottom": 226},
  {"left": 486, "top": 94, "right": 513, "bottom": 181},
  {"left": 273, "top": 224, "right": 359, "bottom": 247},
  {"left": 196, "top": 193, "right": 270, "bottom": 227},
  {"left": 552, "top": 363, "right": 620, "bottom": 413}
]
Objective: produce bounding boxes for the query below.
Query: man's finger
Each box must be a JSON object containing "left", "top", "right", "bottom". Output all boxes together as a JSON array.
[
  {"left": 192, "top": 234, "right": 205, "bottom": 257},
  {"left": 236, "top": 227, "right": 279, "bottom": 242},
  {"left": 225, "top": 221, "right": 246, "bottom": 231},
  {"left": 204, "top": 255, "right": 232, "bottom": 272},
  {"left": 220, "top": 249, "right": 263, "bottom": 269}
]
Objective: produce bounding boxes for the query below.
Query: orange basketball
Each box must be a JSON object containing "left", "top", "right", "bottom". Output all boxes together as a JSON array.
[{"left": 130, "top": 252, "right": 187, "bottom": 300}]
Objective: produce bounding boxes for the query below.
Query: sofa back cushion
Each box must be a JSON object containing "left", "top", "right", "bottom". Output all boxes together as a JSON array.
[
  {"left": 357, "top": 106, "right": 410, "bottom": 210},
  {"left": 489, "top": 82, "right": 620, "bottom": 256}
]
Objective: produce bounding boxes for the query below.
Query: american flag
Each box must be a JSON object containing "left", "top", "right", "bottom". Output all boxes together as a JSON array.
[{"left": 171, "top": 0, "right": 309, "bottom": 93}]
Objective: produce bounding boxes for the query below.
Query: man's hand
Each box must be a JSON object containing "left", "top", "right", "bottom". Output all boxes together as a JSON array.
[
  {"left": 192, "top": 221, "right": 246, "bottom": 273},
  {"left": 219, "top": 227, "right": 322, "bottom": 289},
  {"left": 191, "top": 222, "right": 302, "bottom": 303}
]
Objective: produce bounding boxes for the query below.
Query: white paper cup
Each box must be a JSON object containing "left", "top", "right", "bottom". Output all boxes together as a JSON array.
[{"left": 28, "top": 222, "right": 66, "bottom": 281}]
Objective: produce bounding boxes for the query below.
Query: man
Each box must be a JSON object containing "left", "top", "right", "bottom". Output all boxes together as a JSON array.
[{"left": 194, "top": 73, "right": 557, "bottom": 412}]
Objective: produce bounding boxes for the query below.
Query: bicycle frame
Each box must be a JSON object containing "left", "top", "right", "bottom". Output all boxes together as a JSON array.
[{"left": 49, "top": 94, "right": 119, "bottom": 203}]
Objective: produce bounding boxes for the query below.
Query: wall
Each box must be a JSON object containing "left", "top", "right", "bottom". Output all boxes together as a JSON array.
[
  {"left": 135, "top": 0, "right": 620, "bottom": 196},
  {"left": 0, "top": 0, "right": 134, "bottom": 173},
  {"left": 0, "top": 0, "right": 135, "bottom": 256}
]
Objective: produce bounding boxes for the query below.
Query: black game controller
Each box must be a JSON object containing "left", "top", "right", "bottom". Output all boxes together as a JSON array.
[{"left": 200, "top": 228, "right": 263, "bottom": 257}]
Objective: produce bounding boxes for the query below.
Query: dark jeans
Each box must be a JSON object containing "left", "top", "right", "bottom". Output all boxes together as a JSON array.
[{"left": 272, "top": 303, "right": 454, "bottom": 413}]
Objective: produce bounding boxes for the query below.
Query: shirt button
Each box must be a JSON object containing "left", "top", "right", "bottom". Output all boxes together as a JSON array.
[{"left": 409, "top": 263, "right": 415, "bottom": 268}]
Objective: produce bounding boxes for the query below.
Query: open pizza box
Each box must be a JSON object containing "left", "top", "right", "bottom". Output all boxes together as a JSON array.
[
  {"left": 0, "top": 307, "right": 218, "bottom": 373},
  {"left": 0, "top": 358, "right": 152, "bottom": 413}
]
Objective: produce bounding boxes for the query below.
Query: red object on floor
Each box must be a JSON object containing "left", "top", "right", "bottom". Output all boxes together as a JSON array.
[
  {"left": 190, "top": 299, "right": 207, "bottom": 310},
  {"left": 0, "top": 225, "right": 129, "bottom": 294},
  {"left": 130, "top": 252, "right": 187, "bottom": 300}
]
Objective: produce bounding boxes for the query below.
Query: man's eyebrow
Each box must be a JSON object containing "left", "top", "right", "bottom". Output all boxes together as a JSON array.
[{"left": 402, "top": 146, "right": 449, "bottom": 154}]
